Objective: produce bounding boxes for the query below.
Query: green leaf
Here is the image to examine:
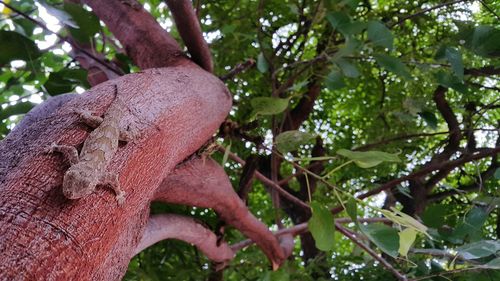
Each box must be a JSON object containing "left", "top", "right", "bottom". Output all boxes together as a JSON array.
[
  {"left": 342, "top": 0, "right": 361, "bottom": 9},
  {"left": 457, "top": 240, "right": 500, "bottom": 260},
  {"left": 13, "top": 18, "right": 36, "bottom": 36},
  {"left": 398, "top": 228, "right": 417, "bottom": 257},
  {"left": 457, "top": 24, "right": 500, "bottom": 58},
  {"left": 494, "top": 168, "right": 500, "bottom": 179},
  {"left": 445, "top": 47, "right": 464, "bottom": 80},
  {"left": 403, "top": 98, "right": 424, "bottom": 116},
  {"left": 451, "top": 207, "right": 489, "bottom": 243},
  {"left": 381, "top": 208, "right": 429, "bottom": 237},
  {"left": 221, "top": 142, "right": 231, "bottom": 166},
  {"left": 373, "top": 54, "right": 412, "bottom": 80},
  {"left": 419, "top": 110, "right": 438, "bottom": 129},
  {"left": 325, "top": 70, "right": 346, "bottom": 90},
  {"left": 336, "top": 149, "right": 400, "bottom": 168},
  {"left": 359, "top": 223, "right": 399, "bottom": 257},
  {"left": 257, "top": 52, "right": 269, "bottom": 73},
  {"left": 63, "top": 2, "right": 100, "bottom": 43},
  {"left": 335, "top": 58, "right": 359, "bottom": 78},
  {"left": 367, "top": 21, "right": 393, "bottom": 50},
  {"left": 0, "top": 101, "right": 36, "bottom": 121},
  {"left": 260, "top": 268, "right": 290, "bottom": 281},
  {"left": 250, "top": 96, "right": 289, "bottom": 117},
  {"left": 333, "top": 37, "right": 362, "bottom": 60},
  {"left": 434, "top": 71, "right": 468, "bottom": 94},
  {"left": 326, "top": 11, "right": 350, "bottom": 33},
  {"left": 341, "top": 21, "right": 367, "bottom": 35},
  {"left": 422, "top": 204, "right": 447, "bottom": 228},
  {"left": 38, "top": 0, "right": 78, "bottom": 28},
  {"left": 484, "top": 257, "right": 500, "bottom": 269},
  {"left": 473, "top": 196, "right": 500, "bottom": 207},
  {"left": 270, "top": 267, "right": 290, "bottom": 281},
  {"left": 44, "top": 68, "right": 89, "bottom": 95},
  {"left": 275, "top": 130, "right": 315, "bottom": 153},
  {"left": 0, "top": 30, "right": 41, "bottom": 65},
  {"left": 308, "top": 201, "right": 335, "bottom": 251},
  {"left": 345, "top": 197, "right": 357, "bottom": 222}
]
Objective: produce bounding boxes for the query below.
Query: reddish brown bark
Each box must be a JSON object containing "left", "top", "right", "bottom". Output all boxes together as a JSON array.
[
  {"left": 82, "top": 0, "right": 187, "bottom": 69},
  {"left": 0, "top": 65, "right": 231, "bottom": 279},
  {"left": 154, "top": 157, "right": 287, "bottom": 269},
  {"left": 134, "top": 214, "right": 234, "bottom": 263},
  {"left": 165, "top": 0, "right": 214, "bottom": 72}
]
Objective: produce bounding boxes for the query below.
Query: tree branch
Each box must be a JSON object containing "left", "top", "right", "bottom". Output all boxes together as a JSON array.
[
  {"left": 331, "top": 147, "right": 500, "bottom": 214},
  {"left": 134, "top": 214, "right": 234, "bottom": 264},
  {"left": 390, "top": 0, "right": 470, "bottom": 27},
  {"left": 219, "top": 59, "right": 256, "bottom": 81},
  {"left": 154, "top": 157, "right": 286, "bottom": 269},
  {"left": 82, "top": 0, "right": 187, "bottom": 69},
  {"left": 165, "top": 0, "right": 213, "bottom": 72},
  {"left": 465, "top": 66, "right": 500, "bottom": 77},
  {"left": 218, "top": 146, "right": 311, "bottom": 210}
]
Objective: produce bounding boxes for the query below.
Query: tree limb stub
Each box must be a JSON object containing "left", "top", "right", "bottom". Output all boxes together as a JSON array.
[
  {"left": 83, "top": 0, "right": 187, "bottom": 69},
  {"left": 134, "top": 214, "right": 234, "bottom": 263},
  {"left": 0, "top": 65, "right": 231, "bottom": 280},
  {"left": 154, "top": 157, "right": 287, "bottom": 269}
]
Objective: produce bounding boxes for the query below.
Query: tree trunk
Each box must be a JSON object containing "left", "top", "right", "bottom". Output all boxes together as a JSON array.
[{"left": 0, "top": 64, "right": 231, "bottom": 280}]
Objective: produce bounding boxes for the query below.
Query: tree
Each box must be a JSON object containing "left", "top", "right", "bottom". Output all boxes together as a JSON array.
[{"left": 0, "top": 0, "right": 499, "bottom": 280}]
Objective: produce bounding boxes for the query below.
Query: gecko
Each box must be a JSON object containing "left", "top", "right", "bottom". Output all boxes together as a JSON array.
[{"left": 50, "top": 85, "right": 131, "bottom": 205}]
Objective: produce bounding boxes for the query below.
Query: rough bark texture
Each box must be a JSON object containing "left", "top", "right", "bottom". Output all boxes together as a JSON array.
[
  {"left": 0, "top": 65, "right": 231, "bottom": 280},
  {"left": 134, "top": 214, "right": 234, "bottom": 263}
]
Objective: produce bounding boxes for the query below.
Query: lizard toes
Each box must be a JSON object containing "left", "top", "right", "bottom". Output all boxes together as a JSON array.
[
  {"left": 116, "top": 192, "right": 126, "bottom": 205},
  {"left": 46, "top": 142, "right": 58, "bottom": 153}
]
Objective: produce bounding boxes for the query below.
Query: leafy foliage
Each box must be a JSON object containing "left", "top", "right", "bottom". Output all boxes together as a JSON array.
[{"left": 1, "top": 0, "right": 500, "bottom": 280}]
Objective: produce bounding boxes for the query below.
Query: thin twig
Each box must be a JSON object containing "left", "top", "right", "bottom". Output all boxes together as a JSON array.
[
  {"left": 409, "top": 248, "right": 478, "bottom": 264},
  {"left": 335, "top": 222, "right": 408, "bottom": 281},
  {"left": 219, "top": 59, "right": 256, "bottom": 81},
  {"left": 390, "top": 0, "right": 470, "bottom": 28},
  {"left": 408, "top": 267, "right": 487, "bottom": 281},
  {"left": 478, "top": 0, "right": 500, "bottom": 21},
  {"left": 218, "top": 146, "right": 311, "bottom": 210},
  {"left": 230, "top": 217, "right": 391, "bottom": 251}
]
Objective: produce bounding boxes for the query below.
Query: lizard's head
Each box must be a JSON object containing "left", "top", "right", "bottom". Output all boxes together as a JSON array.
[{"left": 62, "top": 166, "right": 99, "bottom": 199}]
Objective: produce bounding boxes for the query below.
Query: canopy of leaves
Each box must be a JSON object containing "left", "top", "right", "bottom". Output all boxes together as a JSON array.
[{"left": 1, "top": 0, "right": 500, "bottom": 280}]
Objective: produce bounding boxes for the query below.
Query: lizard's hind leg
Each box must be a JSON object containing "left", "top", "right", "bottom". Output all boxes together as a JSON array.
[
  {"left": 50, "top": 143, "right": 79, "bottom": 165},
  {"left": 101, "top": 172, "right": 126, "bottom": 205},
  {"left": 75, "top": 109, "right": 104, "bottom": 128}
]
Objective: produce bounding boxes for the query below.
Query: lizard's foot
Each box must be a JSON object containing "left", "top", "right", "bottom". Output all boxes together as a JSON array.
[
  {"left": 115, "top": 191, "right": 126, "bottom": 206},
  {"left": 46, "top": 142, "right": 58, "bottom": 154},
  {"left": 49, "top": 143, "right": 79, "bottom": 165},
  {"left": 102, "top": 172, "right": 126, "bottom": 205},
  {"left": 74, "top": 109, "right": 103, "bottom": 128}
]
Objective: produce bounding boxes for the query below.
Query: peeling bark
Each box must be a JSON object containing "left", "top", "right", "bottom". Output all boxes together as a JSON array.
[
  {"left": 154, "top": 157, "right": 286, "bottom": 269},
  {"left": 0, "top": 65, "right": 231, "bottom": 280}
]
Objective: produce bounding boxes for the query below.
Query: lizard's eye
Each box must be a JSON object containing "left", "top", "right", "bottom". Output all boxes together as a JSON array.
[{"left": 62, "top": 169, "right": 95, "bottom": 199}]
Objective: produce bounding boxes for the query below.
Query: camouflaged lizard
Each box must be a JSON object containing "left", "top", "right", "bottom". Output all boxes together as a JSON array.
[{"left": 51, "top": 85, "right": 131, "bottom": 204}]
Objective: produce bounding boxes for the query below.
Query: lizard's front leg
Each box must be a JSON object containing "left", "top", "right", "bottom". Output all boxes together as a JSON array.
[
  {"left": 101, "top": 172, "right": 126, "bottom": 205},
  {"left": 50, "top": 143, "right": 79, "bottom": 165}
]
